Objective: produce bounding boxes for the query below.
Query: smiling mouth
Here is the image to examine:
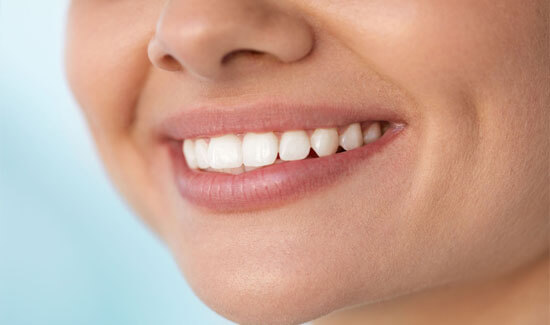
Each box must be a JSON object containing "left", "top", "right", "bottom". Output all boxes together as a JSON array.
[
  {"left": 182, "top": 120, "right": 392, "bottom": 174},
  {"left": 160, "top": 102, "right": 408, "bottom": 212}
]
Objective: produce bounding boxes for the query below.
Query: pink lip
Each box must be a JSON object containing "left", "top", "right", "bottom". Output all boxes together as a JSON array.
[
  {"left": 158, "top": 100, "right": 408, "bottom": 140},
  {"left": 159, "top": 101, "right": 409, "bottom": 212},
  {"left": 168, "top": 127, "right": 403, "bottom": 212}
]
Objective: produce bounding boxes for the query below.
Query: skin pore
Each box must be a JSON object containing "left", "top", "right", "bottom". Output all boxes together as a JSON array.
[{"left": 66, "top": 0, "right": 549, "bottom": 324}]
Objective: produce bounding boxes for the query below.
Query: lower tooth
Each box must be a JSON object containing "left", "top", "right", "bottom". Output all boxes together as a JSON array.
[
  {"left": 220, "top": 167, "right": 245, "bottom": 175},
  {"left": 206, "top": 167, "right": 245, "bottom": 174}
]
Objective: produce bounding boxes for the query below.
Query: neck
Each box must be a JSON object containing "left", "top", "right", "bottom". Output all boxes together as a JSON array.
[{"left": 315, "top": 254, "right": 549, "bottom": 325}]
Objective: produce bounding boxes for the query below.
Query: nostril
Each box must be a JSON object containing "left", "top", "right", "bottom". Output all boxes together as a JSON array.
[
  {"left": 147, "top": 37, "right": 184, "bottom": 72},
  {"left": 160, "top": 54, "right": 182, "bottom": 71},
  {"left": 221, "top": 49, "right": 265, "bottom": 65}
]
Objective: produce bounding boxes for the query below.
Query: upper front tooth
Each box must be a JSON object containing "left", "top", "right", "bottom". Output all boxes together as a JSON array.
[
  {"left": 310, "top": 128, "right": 339, "bottom": 157},
  {"left": 195, "top": 139, "right": 210, "bottom": 169},
  {"left": 242, "top": 132, "right": 279, "bottom": 167},
  {"left": 339, "top": 123, "right": 363, "bottom": 150},
  {"left": 363, "top": 122, "right": 382, "bottom": 144},
  {"left": 207, "top": 134, "right": 243, "bottom": 169},
  {"left": 183, "top": 139, "right": 199, "bottom": 169},
  {"left": 279, "top": 130, "right": 311, "bottom": 161}
]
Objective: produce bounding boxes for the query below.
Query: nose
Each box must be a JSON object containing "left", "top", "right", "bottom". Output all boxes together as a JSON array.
[{"left": 147, "top": 0, "right": 314, "bottom": 80}]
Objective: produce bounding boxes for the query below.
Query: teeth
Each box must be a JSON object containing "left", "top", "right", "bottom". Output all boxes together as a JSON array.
[
  {"left": 195, "top": 139, "right": 210, "bottom": 169},
  {"left": 215, "top": 167, "right": 245, "bottom": 175},
  {"left": 279, "top": 130, "right": 311, "bottom": 161},
  {"left": 339, "top": 123, "right": 363, "bottom": 151},
  {"left": 310, "top": 128, "right": 339, "bottom": 157},
  {"left": 182, "top": 121, "right": 390, "bottom": 173},
  {"left": 363, "top": 122, "right": 382, "bottom": 144},
  {"left": 242, "top": 132, "right": 279, "bottom": 167},
  {"left": 207, "top": 134, "right": 243, "bottom": 169},
  {"left": 183, "top": 139, "right": 198, "bottom": 169}
]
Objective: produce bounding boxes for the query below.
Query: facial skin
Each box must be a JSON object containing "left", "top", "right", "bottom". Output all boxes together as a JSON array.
[{"left": 66, "top": 0, "right": 549, "bottom": 324}]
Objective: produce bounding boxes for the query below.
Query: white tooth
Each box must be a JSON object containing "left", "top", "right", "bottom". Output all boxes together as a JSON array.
[
  {"left": 207, "top": 134, "right": 243, "bottom": 169},
  {"left": 242, "top": 132, "right": 278, "bottom": 167},
  {"left": 310, "top": 128, "right": 339, "bottom": 157},
  {"left": 195, "top": 139, "right": 210, "bottom": 169},
  {"left": 363, "top": 122, "right": 382, "bottom": 144},
  {"left": 339, "top": 123, "right": 363, "bottom": 150},
  {"left": 279, "top": 130, "right": 310, "bottom": 161},
  {"left": 183, "top": 139, "right": 199, "bottom": 169}
]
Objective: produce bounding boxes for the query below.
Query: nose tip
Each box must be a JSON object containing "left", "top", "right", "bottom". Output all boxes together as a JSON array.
[{"left": 147, "top": 0, "right": 314, "bottom": 80}]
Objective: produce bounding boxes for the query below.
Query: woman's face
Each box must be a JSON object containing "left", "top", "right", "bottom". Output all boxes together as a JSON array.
[{"left": 66, "top": 0, "right": 548, "bottom": 324}]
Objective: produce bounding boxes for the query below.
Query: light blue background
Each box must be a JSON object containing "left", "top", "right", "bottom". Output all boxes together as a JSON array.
[{"left": 0, "top": 1, "right": 233, "bottom": 324}]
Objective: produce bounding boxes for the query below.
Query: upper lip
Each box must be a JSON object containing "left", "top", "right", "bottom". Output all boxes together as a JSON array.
[{"left": 157, "top": 99, "right": 409, "bottom": 141}]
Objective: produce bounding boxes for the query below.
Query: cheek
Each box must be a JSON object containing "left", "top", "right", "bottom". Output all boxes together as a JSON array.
[
  {"left": 310, "top": 0, "right": 542, "bottom": 99},
  {"left": 65, "top": 1, "right": 178, "bottom": 236},
  {"left": 65, "top": 1, "right": 159, "bottom": 139},
  {"left": 304, "top": 0, "right": 549, "bottom": 274},
  {"left": 311, "top": 0, "right": 548, "bottom": 197}
]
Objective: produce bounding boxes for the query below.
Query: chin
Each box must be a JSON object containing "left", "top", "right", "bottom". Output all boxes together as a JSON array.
[
  {"left": 189, "top": 271, "right": 340, "bottom": 325},
  {"left": 166, "top": 203, "right": 413, "bottom": 325},
  {"left": 178, "top": 249, "right": 360, "bottom": 325}
]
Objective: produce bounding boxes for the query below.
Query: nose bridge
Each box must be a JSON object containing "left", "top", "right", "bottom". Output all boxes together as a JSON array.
[{"left": 148, "top": 0, "right": 314, "bottom": 80}]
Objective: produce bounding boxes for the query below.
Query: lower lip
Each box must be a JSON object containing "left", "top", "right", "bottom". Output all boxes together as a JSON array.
[{"left": 169, "top": 127, "right": 404, "bottom": 212}]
